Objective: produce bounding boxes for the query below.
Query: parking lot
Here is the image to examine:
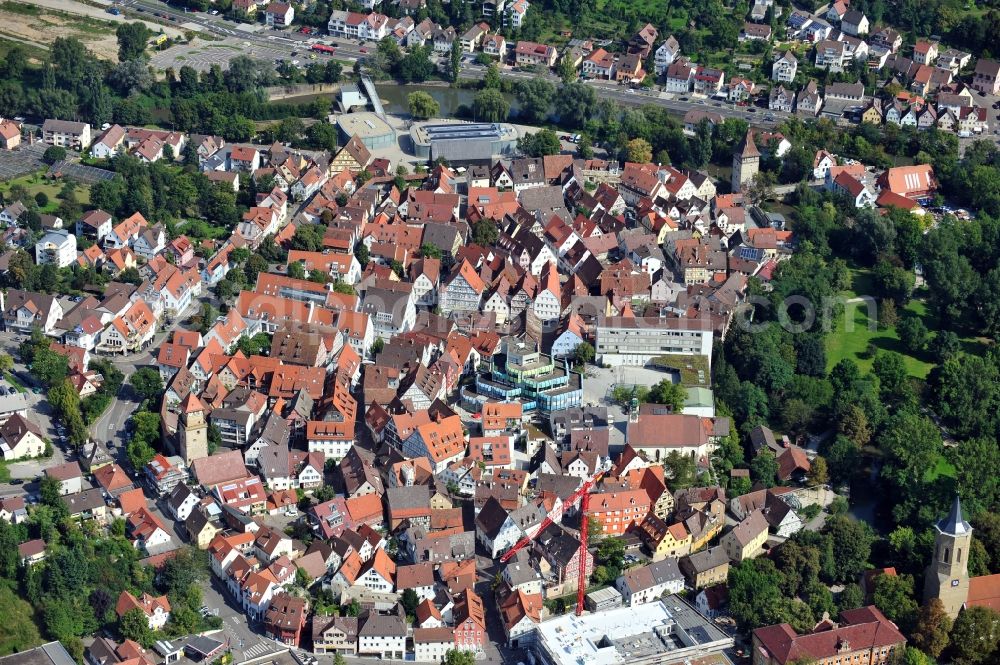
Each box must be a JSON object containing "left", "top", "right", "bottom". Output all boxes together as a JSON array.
[
  {"left": 150, "top": 36, "right": 327, "bottom": 73},
  {"left": 581, "top": 365, "right": 676, "bottom": 451}
]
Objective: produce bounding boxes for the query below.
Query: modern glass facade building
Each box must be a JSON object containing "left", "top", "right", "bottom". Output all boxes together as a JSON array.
[{"left": 462, "top": 337, "right": 582, "bottom": 415}]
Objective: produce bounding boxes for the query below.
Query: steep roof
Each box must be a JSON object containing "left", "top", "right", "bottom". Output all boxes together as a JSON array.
[{"left": 936, "top": 494, "right": 971, "bottom": 535}]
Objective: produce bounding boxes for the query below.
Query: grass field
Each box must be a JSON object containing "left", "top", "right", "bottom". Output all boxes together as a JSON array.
[
  {"left": 925, "top": 454, "right": 956, "bottom": 482},
  {"left": 0, "top": 171, "right": 91, "bottom": 214},
  {"left": 825, "top": 268, "right": 987, "bottom": 378},
  {"left": 825, "top": 301, "right": 935, "bottom": 378}
]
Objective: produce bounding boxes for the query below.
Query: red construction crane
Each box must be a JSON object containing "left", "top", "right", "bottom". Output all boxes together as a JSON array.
[{"left": 498, "top": 462, "right": 610, "bottom": 616}]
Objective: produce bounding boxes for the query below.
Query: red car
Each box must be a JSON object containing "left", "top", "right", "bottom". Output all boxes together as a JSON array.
[{"left": 359, "top": 47, "right": 368, "bottom": 53}]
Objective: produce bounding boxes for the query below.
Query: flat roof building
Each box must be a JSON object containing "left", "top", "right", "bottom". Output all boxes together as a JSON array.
[
  {"left": 533, "top": 596, "right": 734, "bottom": 665},
  {"left": 409, "top": 120, "right": 519, "bottom": 163},
  {"left": 585, "top": 586, "right": 623, "bottom": 612},
  {"left": 336, "top": 112, "right": 396, "bottom": 150}
]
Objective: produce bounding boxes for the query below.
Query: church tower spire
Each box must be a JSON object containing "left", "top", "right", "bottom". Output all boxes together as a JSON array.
[{"left": 923, "top": 495, "right": 971, "bottom": 619}]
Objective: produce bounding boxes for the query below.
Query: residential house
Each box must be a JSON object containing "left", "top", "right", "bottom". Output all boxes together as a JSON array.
[
  {"left": 264, "top": 593, "right": 307, "bottom": 645},
  {"left": 721, "top": 509, "right": 769, "bottom": 562},
  {"left": 841, "top": 10, "right": 869, "bottom": 36},
  {"left": 264, "top": 2, "right": 294, "bottom": 28},
  {"left": 116, "top": 591, "right": 171, "bottom": 630},
  {"left": 42, "top": 119, "right": 91, "bottom": 151},
  {"left": 654, "top": 36, "right": 681, "bottom": 76},
  {"left": 34, "top": 230, "right": 77, "bottom": 268},
  {"left": 615, "top": 558, "right": 685, "bottom": 606},
  {"left": 972, "top": 59, "right": 1000, "bottom": 95},
  {"left": 0, "top": 414, "right": 46, "bottom": 461},
  {"left": 515, "top": 41, "right": 557, "bottom": 68},
  {"left": 0, "top": 118, "right": 21, "bottom": 150},
  {"left": 769, "top": 85, "right": 795, "bottom": 113},
  {"left": 582, "top": 48, "right": 616, "bottom": 79},
  {"left": 913, "top": 40, "right": 938, "bottom": 65},
  {"left": 90, "top": 125, "right": 125, "bottom": 159},
  {"left": 680, "top": 546, "right": 730, "bottom": 589},
  {"left": 357, "top": 608, "right": 407, "bottom": 659}
]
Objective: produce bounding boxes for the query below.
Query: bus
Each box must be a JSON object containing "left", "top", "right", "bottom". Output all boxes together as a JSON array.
[{"left": 311, "top": 44, "right": 336, "bottom": 54}]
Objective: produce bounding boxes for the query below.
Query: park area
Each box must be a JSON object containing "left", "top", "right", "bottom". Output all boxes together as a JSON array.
[{"left": 823, "top": 268, "right": 987, "bottom": 379}]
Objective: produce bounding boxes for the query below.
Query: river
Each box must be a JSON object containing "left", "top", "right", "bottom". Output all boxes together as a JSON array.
[
  {"left": 373, "top": 83, "right": 520, "bottom": 117},
  {"left": 272, "top": 82, "right": 520, "bottom": 118}
]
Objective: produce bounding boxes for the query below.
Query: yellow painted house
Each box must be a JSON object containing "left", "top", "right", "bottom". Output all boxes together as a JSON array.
[{"left": 721, "top": 510, "right": 769, "bottom": 562}]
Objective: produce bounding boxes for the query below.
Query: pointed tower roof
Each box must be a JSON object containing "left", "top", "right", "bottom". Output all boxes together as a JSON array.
[
  {"left": 936, "top": 495, "right": 972, "bottom": 536},
  {"left": 180, "top": 392, "right": 207, "bottom": 415},
  {"left": 736, "top": 130, "right": 759, "bottom": 159}
]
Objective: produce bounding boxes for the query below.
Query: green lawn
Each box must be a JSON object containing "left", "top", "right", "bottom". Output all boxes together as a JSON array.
[
  {"left": 825, "top": 301, "right": 935, "bottom": 378},
  {"left": 925, "top": 454, "right": 956, "bottom": 482},
  {"left": 0, "top": 171, "right": 91, "bottom": 212},
  {"left": 825, "top": 268, "right": 988, "bottom": 378}
]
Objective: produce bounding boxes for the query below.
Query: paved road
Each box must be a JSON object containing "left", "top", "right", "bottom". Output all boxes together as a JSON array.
[
  {"left": 39, "top": 0, "right": 185, "bottom": 38},
  {"left": 126, "top": 0, "right": 793, "bottom": 129}
]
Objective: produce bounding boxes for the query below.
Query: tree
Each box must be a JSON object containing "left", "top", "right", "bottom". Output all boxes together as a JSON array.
[
  {"left": 556, "top": 56, "right": 577, "bottom": 83},
  {"left": 400, "top": 588, "right": 419, "bottom": 616},
  {"left": 573, "top": 341, "right": 595, "bottom": 365},
  {"left": 897, "top": 316, "right": 929, "bottom": 354},
  {"left": 407, "top": 91, "right": 440, "bottom": 119},
  {"left": 471, "top": 219, "right": 498, "bottom": 246},
  {"left": 948, "top": 605, "right": 1000, "bottom": 665},
  {"left": 420, "top": 243, "right": 442, "bottom": 259},
  {"left": 871, "top": 573, "right": 918, "bottom": 629},
  {"left": 744, "top": 172, "right": 776, "bottom": 205},
  {"left": 728, "top": 557, "right": 786, "bottom": 630},
  {"left": 794, "top": 335, "right": 827, "bottom": 377},
  {"left": 119, "top": 607, "right": 154, "bottom": 647},
  {"left": 472, "top": 88, "right": 510, "bottom": 122},
  {"left": 626, "top": 138, "right": 653, "bottom": 163},
  {"left": 807, "top": 456, "right": 829, "bottom": 486},
  {"left": 931, "top": 330, "right": 961, "bottom": 363},
  {"left": 663, "top": 451, "right": 696, "bottom": 488},
  {"left": 554, "top": 82, "right": 596, "bottom": 129},
  {"left": 751, "top": 450, "right": 779, "bottom": 487},
  {"left": 43, "top": 146, "right": 66, "bottom": 165},
  {"left": 947, "top": 437, "right": 1000, "bottom": 519},
  {"left": 514, "top": 78, "right": 555, "bottom": 123},
  {"left": 823, "top": 515, "right": 874, "bottom": 583},
  {"left": 838, "top": 404, "right": 871, "bottom": 447},
  {"left": 872, "top": 351, "right": 911, "bottom": 406},
  {"left": 39, "top": 473, "right": 64, "bottom": 512},
  {"left": 444, "top": 650, "right": 476, "bottom": 665},
  {"left": 483, "top": 62, "right": 502, "bottom": 89},
  {"left": 911, "top": 598, "right": 952, "bottom": 658},
  {"left": 397, "top": 46, "right": 434, "bottom": 83},
  {"left": 648, "top": 379, "right": 685, "bottom": 411},
  {"left": 354, "top": 242, "right": 370, "bottom": 268},
  {"left": 116, "top": 22, "right": 151, "bottom": 62},
  {"left": 518, "top": 128, "right": 561, "bottom": 157},
  {"left": 596, "top": 537, "right": 625, "bottom": 570},
  {"left": 837, "top": 583, "right": 865, "bottom": 612},
  {"left": 449, "top": 41, "right": 462, "bottom": 83},
  {"left": 130, "top": 367, "right": 164, "bottom": 402}
]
